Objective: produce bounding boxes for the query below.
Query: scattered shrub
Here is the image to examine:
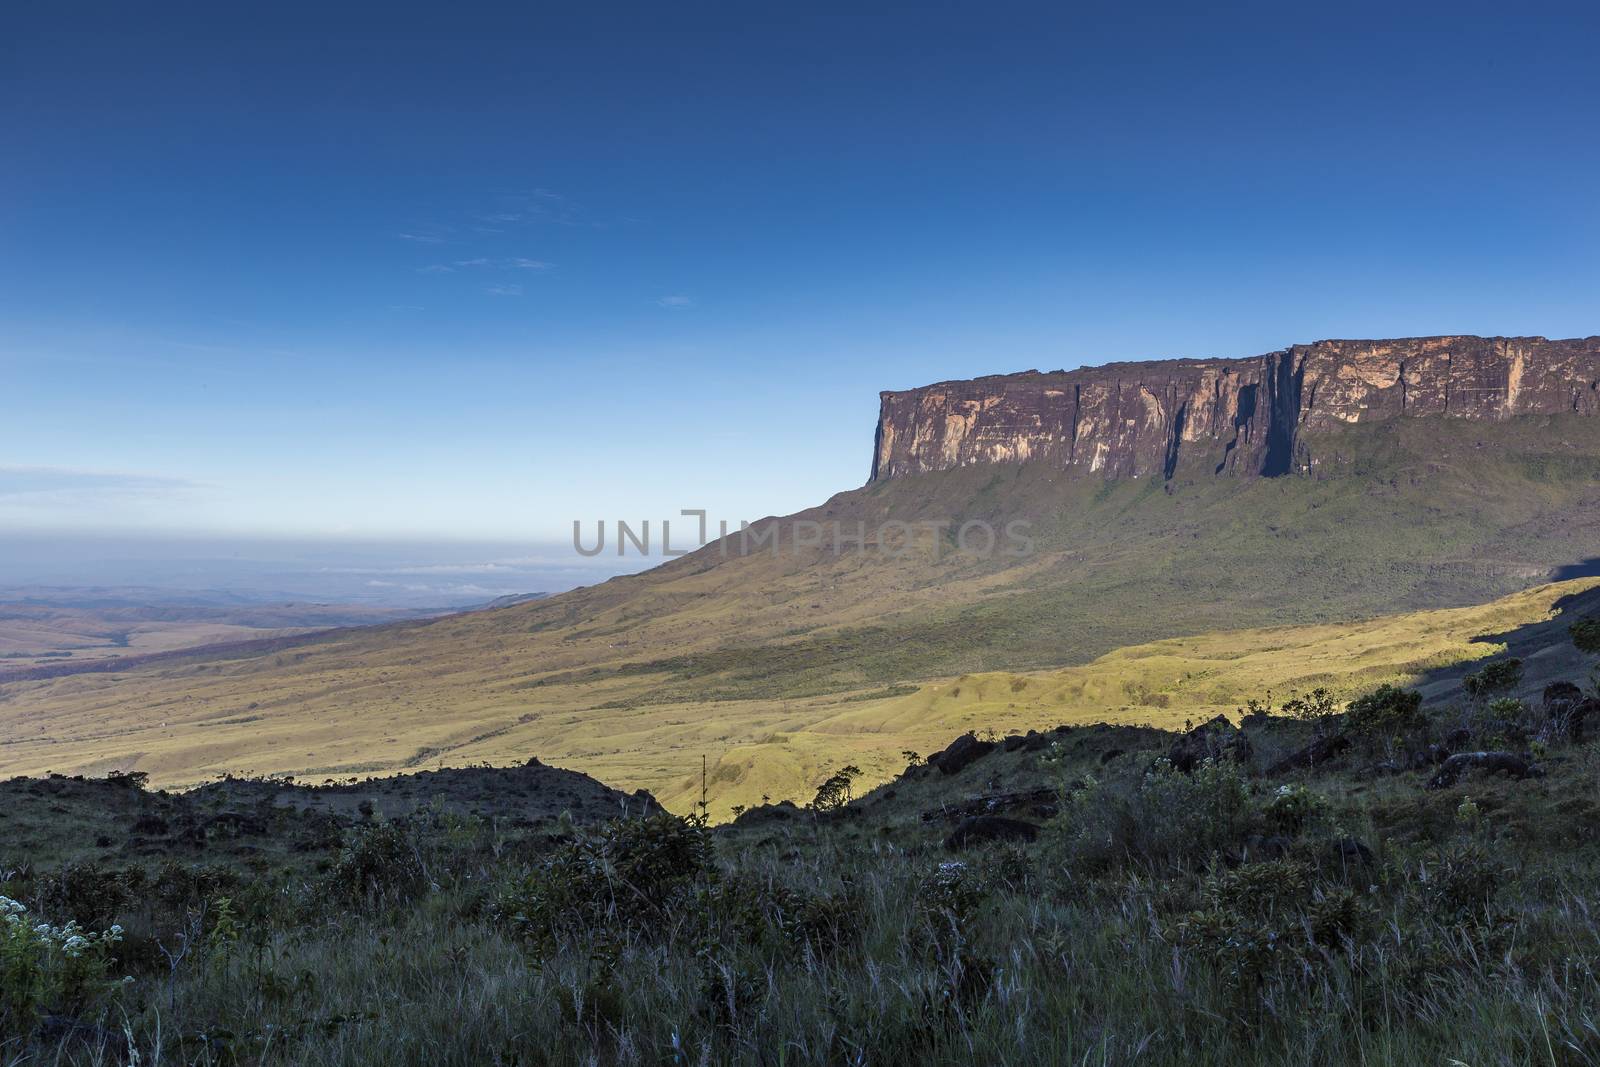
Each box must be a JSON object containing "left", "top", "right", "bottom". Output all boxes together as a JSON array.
[
  {"left": 1, "top": 895, "right": 125, "bottom": 1040},
  {"left": 1570, "top": 617, "right": 1600, "bottom": 655},
  {"left": 1280, "top": 688, "right": 1339, "bottom": 725},
  {"left": 1048, "top": 758, "right": 1255, "bottom": 874},
  {"left": 1263, "top": 783, "right": 1328, "bottom": 835},
  {"left": 41, "top": 862, "right": 144, "bottom": 929},
  {"left": 1345, "top": 684, "right": 1425, "bottom": 741},
  {"left": 916, "top": 861, "right": 987, "bottom": 932},
  {"left": 1463, "top": 659, "right": 1524, "bottom": 703},
  {"left": 493, "top": 813, "right": 710, "bottom": 942},
  {"left": 1417, "top": 841, "right": 1511, "bottom": 922},
  {"left": 1472, "top": 697, "right": 1534, "bottom": 747},
  {"left": 330, "top": 820, "right": 428, "bottom": 903}
]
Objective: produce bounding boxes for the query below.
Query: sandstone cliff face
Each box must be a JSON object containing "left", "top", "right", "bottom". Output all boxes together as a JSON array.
[{"left": 871, "top": 336, "right": 1600, "bottom": 482}]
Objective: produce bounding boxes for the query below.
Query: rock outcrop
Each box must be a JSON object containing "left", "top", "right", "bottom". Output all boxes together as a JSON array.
[{"left": 871, "top": 335, "right": 1600, "bottom": 482}]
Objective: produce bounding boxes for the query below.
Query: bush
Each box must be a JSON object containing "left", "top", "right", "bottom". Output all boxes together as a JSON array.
[
  {"left": 1280, "top": 688, "right": 1339, "bottom": 725},
  {"left": 1463, "top": 659, "right": 1524, "bottom": 703},
  {"left": 1345, "top": 684, "right": 1426, "bottom": 740},
  {"left": 40, "top": 862, "right": 144, "bottom": 929},
  {"left": 1472, "top": 697, "right": 1534, "bottom": 747},
  {"left": 1571, "top": 617, "right": 1600, "bottom": 655},
  {"left": 330, "top": 821, "right": 428, "bottom": 903},
  {"left": 493, "top": 813, "right": 710, "bottom": 942},
  {"left": 1, "top": 895, "right": 124, "bottom": 1040},
  {"left": 1171, "top": 861, "right": 1369, "bottom": 1012},
  {"left": 915, "top": 861, "right": 987, "bottom": 932},
  {"left": 1048, "top": 759, "right": 1256, "bottom": 874},
  {"left": 1417, "top": 841, "right": 1511, "bottom": 923},
  {"left": 1263, "top": 783, "right": 1328, "bottom": 835}
]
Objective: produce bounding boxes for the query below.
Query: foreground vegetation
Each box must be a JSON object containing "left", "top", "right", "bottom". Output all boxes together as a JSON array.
[{"left": 6, "top": 637, "right": 1600, "bottom": 1062}]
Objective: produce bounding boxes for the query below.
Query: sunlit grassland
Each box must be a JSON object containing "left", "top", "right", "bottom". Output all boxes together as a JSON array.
[
  {"left": 2, "top": 573, "right": 1593, "bottom": 819},
  {"left": 2, "top": 416, "right": 1599, "bottom": 814}
]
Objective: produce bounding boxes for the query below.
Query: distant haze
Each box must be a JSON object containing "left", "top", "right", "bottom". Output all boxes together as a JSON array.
[{"left": 0, "top": 534, "right": 648, "bottom": 609}]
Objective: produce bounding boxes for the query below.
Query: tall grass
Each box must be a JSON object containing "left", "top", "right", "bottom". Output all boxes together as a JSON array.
[{"left": 6, "top": 766, "right": 1600, "bottom": 1066}]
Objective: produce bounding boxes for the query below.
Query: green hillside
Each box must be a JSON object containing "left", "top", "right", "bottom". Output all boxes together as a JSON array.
[{"left": 2, "top": 415, "right": 1599, "bottom": 812}]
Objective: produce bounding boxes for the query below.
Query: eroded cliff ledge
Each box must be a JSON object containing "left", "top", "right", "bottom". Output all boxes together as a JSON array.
[{"left": 871, "top": 335, "right": 1600, "bottom": 482}]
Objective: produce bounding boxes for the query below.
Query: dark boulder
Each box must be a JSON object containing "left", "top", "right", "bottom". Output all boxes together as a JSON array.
[
  {"left": 732, "top": 800, "right": 802, "bottom": 826},
  {"left": 1544, "top": 681, "right": 1583, "bottom": 712},
  {"left": 1241, "top": 833, "right": 1294, "bottom": 861},
  {"left": 923, "top": 788, "right": 1059, "bottom": 824},
  {"left": 1264, "top": 732, "right": 1351, "bottom": 776},
  {"left": 944, "top": 815, "right": 1040, "bottom": 849},
  {"left": 131, "top": 813, "right": 169, "bottom": 836},
  {"left": 1166, "top": 715, "right": 1251, "bottom": 773},
  {"left": 1330, "top": 837, "right": 1376, "bottom": 869},
  {"left": 927, "top": 733, "right": 997, "bottom": 776},
  {"left": 1426, "top": 751, "right": 1544, "bottom": 790},
  {"left": 1543, "top": 683, "right": 1599, "bottom": 742}
]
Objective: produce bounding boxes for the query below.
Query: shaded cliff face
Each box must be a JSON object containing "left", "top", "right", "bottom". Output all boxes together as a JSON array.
[{"left": 871, "top": 335, "right": 1600, "bottom": 482}]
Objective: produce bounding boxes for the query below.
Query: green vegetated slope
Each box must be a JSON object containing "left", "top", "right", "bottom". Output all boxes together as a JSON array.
[{"left": 1, "top": 415, "right": 1598, "bottom": 810}]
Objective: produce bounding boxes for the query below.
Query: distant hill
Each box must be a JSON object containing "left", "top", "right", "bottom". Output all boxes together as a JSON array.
[
  {"left": 473, "top": 592, "right": 548, "bottom": 611},
  {"left": 0, "top": 586, "right": 438, "bottom": 674},
  {"left": 4, "top": 336, "right": 1600, "bottom": 811}
]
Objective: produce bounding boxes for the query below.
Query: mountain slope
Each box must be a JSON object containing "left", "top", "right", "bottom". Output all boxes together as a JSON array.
[
  {"left": 6, "top": 335, "right": 1600, "bottom": 807},
  {"left": 3, "top": 410, "right": 1600, "bottom": 809}
]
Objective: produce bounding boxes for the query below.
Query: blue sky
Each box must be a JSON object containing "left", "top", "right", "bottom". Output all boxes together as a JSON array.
[{"left": 3, "top": 1, "right": 1599, "bottom": 547}]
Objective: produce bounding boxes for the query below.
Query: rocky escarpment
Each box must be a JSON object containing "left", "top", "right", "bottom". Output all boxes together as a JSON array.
[{"left": 871, "top": 335, "right": 1600, "bottom": 481}]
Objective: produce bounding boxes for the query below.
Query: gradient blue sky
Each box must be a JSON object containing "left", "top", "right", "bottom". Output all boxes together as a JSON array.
[{"left": 4, "top": 1, "right": 1599, "bottom": 545}]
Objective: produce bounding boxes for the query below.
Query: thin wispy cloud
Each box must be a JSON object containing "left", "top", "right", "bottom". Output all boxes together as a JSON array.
[
  {"left": 476, "top": 188, "right": 604, "bottom": 229},
  {"left": 0, "top": 466, "right": 198, "bottom": 497},
  {"left": 486, "top": 284, "right": 523, "bottom": 297},
  {"left": 656, "top": 295, "right": 694, "bottom": 309},
  {"left": 424, "top": 257, "right": 553, "bottom": 273},
  {"left": 396, "top": 231, "right": 448, "bottom": 244},
  {"left": 419, "top": 255, "right": 556, "bottom": 279}
]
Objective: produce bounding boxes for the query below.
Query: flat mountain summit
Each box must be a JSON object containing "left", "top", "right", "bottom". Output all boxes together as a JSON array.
[{"left": 874, "top": 334, "right": 1600, "bottom": 480}]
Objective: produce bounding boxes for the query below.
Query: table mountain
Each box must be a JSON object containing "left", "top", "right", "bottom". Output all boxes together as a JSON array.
[{"left": 873, "top": 335, "right": 1600, "bottom": 482}]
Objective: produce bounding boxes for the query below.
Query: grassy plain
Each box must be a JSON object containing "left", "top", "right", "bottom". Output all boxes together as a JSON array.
[{"left": 0, "top": 576, "right": 1594, "bottom": 818}]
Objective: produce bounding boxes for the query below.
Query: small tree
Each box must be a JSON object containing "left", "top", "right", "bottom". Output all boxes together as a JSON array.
[
  {"left": 1571, "top": 618, "right": 1600, "bottom": 655},
  {"left": 1345, "top": 684, "right": 1426, "bottom": 752},
  {"left": 809, "top": 765, "right": 862, "bottom": 812},
  {"left": 1280, "top": 688, "right": 1339, "bottom": 733},
  {"left": 1571, "top": 618, "right": 1600, "bottom": 697},
  {"left": 1463, "top": 659, "right": 1524, "bottom": 705}
]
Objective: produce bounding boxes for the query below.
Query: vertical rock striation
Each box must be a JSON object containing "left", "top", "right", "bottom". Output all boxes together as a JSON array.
[{"left": 870, "top": 335, "right": 1600, "bottom": 482}]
